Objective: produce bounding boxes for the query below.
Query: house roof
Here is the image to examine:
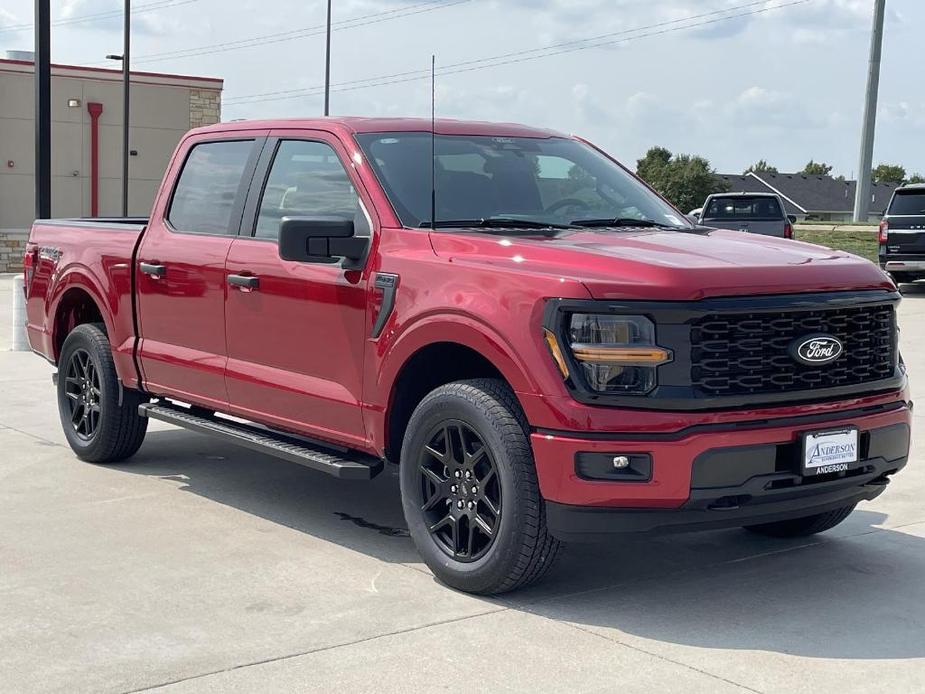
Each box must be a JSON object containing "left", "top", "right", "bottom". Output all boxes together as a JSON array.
[{"left": 717, "top": 172, "right": 898, "bottom": 216}]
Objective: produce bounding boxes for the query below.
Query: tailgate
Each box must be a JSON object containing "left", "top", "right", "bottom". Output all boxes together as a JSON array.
[{"left": 885, "top": 217, "right": 925, "bottom": 254}]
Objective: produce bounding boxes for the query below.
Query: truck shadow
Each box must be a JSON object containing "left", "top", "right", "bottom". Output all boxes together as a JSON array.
[{"left": 119, "top": 428, "right": 925, "bottom": 661}]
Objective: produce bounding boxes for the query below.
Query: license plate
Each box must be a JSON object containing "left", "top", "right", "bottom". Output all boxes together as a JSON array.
[{"left": 802, "top": 428, "right": 859, "bottom": 476}]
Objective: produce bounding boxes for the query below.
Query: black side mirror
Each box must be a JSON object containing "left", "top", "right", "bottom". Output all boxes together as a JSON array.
[
  {"left": 787, "top": 215, "right": 797, "bottom": 224},
  {"left": 278, "top": 216, "right": 369, "bottom": 265}
]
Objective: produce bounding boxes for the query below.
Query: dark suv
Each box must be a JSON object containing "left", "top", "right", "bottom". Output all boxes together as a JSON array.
[{"left": 880, "top": 183, "right": 925, "bottom": 284}]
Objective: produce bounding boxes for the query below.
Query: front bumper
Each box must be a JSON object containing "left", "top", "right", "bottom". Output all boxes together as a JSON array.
[{"left": 530, "top": 401, "right": 911, "bottom": 541}]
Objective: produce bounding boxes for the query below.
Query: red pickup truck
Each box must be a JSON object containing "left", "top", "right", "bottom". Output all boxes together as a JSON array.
[{"left": 24, "top": 118, "right": 911, "bottom": 594}]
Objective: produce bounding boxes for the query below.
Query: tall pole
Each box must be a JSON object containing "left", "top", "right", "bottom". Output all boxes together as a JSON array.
[
  {"left": 121, "top": 0, "right": 131, "bottom": 217},
  {"left": 34, "top": 0, "right": 51, "bottom": 220},
  {"left": 324, "top": 0, "right": 331, "bottom": 116},
  {"left": 853, "top": 0, "right": 886, "bottom": 223}
]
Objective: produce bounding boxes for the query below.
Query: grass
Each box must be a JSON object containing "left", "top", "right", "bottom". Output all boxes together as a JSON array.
[{"left": 795, "top": 229, "right": 878, "bottom": 263}]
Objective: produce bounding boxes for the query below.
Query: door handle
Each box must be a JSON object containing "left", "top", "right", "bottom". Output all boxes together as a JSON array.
[
  {"left": 139, "top": 262, "right": 166, "bottom": 277},
  {"left": 227, "top": 274, "right": 259, "bottom": 290}
]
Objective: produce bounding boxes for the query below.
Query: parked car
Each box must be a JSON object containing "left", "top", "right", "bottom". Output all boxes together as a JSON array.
[
  {"left": 23, "top": 118, "right": 910, "bottom": 594},
  {"left": 879, "top": 183, "right": 925, "bottom": 284},
  {"left": 697, "top": 192, "right": 795, "bottom": 238}
]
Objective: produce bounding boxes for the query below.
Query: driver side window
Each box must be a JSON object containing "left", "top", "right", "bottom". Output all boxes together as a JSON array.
[{"left": 255, "top": 140, "right": 359, "bottom": 239}]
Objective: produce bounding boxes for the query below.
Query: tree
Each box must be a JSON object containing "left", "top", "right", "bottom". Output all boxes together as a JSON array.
[
  {"left": 636, "top": 146, "right": 729, "bottom": 212},
  {"left": 871, "top": 164, "right": 907, "bottom": 184},
  {"left": 909, "top": 173, "right": 925, "bottom": 184},
  {"left": 802, "top": 160, "right": 833, "bottom": 176},
  {"left": 745, "top": 160, "right": 778, "bottom": 174}
]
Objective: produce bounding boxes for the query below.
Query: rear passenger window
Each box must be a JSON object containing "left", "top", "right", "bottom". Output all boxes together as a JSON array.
[
  {"left": 168, "top": 140, "right": 254, "bottom": 234},
  {"left": 255, "top": 140, "right": 360, "bottom": 239}
]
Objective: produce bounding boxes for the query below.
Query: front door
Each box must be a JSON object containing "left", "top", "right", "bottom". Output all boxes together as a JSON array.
[
  {"left": 136, "top": 135, "right": 264, "bottom": 409},
  {"left": 224, "top": 133, "right": 372, "bottom": 449}
]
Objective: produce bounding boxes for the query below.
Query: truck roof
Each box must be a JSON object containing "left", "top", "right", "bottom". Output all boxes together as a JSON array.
[
  {"left": 707, "top": 191, "right": 780, "bottom": 198},
  {"left": 191, "top": 117, "right": 568, "bottom": 139}
]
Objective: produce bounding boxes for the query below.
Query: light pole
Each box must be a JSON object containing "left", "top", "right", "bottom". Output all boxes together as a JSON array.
[
  {"left": 34, "top": 0, "right": 51, "bottom": 220},
  {"left": 853, "top": 0, "right": 886, "bottom": 223},
  {"left": 106, "top": 0, "right": 130, "bottom": 217},
  {"left": 324, "top": 0, "right": 331, "bottom": 116}
]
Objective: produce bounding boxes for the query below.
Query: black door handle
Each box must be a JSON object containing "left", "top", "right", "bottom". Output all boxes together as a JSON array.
[
  {"left": 139, "top": 262, "right": 166, "bottom": 277},
  {"left": 227, "top": 274, "right": 259, "bottom": 289}
]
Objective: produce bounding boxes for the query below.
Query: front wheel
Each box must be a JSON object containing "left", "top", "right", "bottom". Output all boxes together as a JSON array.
[
  {"left": 57, "top": 323, "right": 148, "bottom": 463},
  {"left": 399, "top": 379, "right": 560, "bottom": 594},
  {"left": 744, "top": 504, "right": 856, "bottom": 538}
]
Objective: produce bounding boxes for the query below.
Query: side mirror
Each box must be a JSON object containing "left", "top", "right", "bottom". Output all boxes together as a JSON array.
[
  {"left": 278, "top": 216, "right": 369, "bottom": 265},
  {"left": 787, "top": 215, "right": 797, "bottom": 224}
]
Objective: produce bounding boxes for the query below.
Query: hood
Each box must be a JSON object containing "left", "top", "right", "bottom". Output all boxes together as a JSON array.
[{"left": 428, "top": 227, "right": 894, "bottom": 301}]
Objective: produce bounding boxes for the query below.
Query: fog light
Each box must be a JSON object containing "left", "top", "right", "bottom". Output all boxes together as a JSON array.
[{"left": 612, "top": 455, "right": 631, "bottom": 469}]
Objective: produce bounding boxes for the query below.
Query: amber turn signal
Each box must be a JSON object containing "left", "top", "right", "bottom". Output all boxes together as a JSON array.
[{"left": 544, "top": 329, "right": 570, "bottom": 378}]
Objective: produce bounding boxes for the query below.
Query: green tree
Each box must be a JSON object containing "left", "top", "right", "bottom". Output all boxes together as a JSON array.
[
  {"left": 871, "top": 163, "right": 907, "bottom": 184},
  {"left": 636, "top": 146, "right": 729, "bottom": 212},
  {"left": 745, "top": 160, "right": 778, "bottom": 174},
  {"left": 908, "top": 173, "right": 925, "bottom": 184},
  {"left": 802, "top": 160, "right": 833, "bottom": 176}
]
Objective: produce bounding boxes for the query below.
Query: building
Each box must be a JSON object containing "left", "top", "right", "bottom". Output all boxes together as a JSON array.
[
  {"left": 716, "top": 171, "right": 899, "bottom": 223},
  {"left": 0, "top": 51, "right": 222, "bottom": 271}
]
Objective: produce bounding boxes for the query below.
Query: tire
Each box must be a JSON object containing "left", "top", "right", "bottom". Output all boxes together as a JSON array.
[
  {"left": 890, "top": 273, "right": 913, "bottom": 285},
  {"left": 399, "top": 379, "right": 560, "bottom": 594},
  {"left": 57, "top": 323, "right": 148, "bottom": 463},
  {"left": 744, "top": 504, "right": 856, "bottom": 538}
]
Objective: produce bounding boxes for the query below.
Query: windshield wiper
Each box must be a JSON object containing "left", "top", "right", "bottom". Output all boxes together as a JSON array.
[
  {"left": 422, "top": 217, "right": 576, "bottom": 230},
  {"left": 570, "top": 217, "right": 683, "bottom": 229}
]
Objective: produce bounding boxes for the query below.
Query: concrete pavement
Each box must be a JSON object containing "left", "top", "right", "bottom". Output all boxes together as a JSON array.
[{"left": 1, "top": 274, "right": 923, "bottom": 693}]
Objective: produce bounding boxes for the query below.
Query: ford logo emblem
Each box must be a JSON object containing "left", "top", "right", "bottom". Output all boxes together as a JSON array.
[{"left": 790, "top": 334, "right": 844, "bottom": 366}]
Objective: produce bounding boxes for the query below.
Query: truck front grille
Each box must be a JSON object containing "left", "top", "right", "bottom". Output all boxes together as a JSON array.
[{"left": 690, "top": 304, "right": 896, "bottom": 396}]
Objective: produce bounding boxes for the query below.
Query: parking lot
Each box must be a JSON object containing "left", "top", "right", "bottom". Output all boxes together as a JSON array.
[{"left": 1, "top": 273, "right": 923, "bottom": 694}]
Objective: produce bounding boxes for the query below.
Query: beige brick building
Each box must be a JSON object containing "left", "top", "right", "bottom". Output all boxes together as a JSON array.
[{"left": 0, "top": 53, "right": 223, "bottom": 271}]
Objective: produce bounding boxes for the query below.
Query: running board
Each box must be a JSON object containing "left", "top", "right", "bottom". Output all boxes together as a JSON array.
[{"left": 139, "top": 402, "right": 383, "bottom": 480}]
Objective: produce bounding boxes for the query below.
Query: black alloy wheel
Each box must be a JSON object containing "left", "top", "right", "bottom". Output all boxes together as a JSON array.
[
  {"left": 399, "top": 379, "right": 561, "bottom": 594},
  {"left": 63, "top": 348, "right": 102, "bottom": 440},
  {"left": 417, "top": 421, "right": 502, "bottom": 562},
  {"left": 56, "top": 323, "right": 148, "bottom": 463}
]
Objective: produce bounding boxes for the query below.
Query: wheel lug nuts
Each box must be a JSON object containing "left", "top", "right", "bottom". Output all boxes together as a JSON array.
[
  {"left": 467, "top": 501, "right": 475, "bottom": 510},
  {"left": 450, "top": 485, "right": 458, "bottom": 493},
  {"left": 471, "top": 486, "right": 478, "bottom": 494},
  {"left": 457, "top": 500, "right": 464, "bottom": 509},
  {"left": 454, "top": 470, "right": 462, "bottom": 479},
  {"left": 464, "top": 471, "right": 472, "bottom": 479}
]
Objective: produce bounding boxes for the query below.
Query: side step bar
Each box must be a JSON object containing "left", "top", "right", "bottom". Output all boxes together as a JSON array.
[{"left": 139, "top": 402, "right": 383, "bottom": 480}]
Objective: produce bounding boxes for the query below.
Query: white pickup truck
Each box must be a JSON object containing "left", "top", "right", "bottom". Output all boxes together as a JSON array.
[{"left": 696, "top": 192, "right": 795, "bottom": 238}]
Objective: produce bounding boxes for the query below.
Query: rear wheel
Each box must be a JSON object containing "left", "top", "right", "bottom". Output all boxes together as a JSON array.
[
  {"left": 57, "top": 323, "right": 148, "bottom": 463},
  {"left": 399, "top": 379, "right": 560, "bottom": 594},
  {"left": 744, "top": 504, "right": 856, "bottom": 538},
  {"left": 889, "top": 272, "right": 914, "bottom": 285}
]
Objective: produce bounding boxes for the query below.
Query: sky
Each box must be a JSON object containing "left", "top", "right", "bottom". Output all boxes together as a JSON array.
[{"left": 1, "top": 0, "right": 922, "bottom": 177}]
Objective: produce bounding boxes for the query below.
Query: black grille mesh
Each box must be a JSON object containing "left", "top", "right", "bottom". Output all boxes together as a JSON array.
[{"left": 691, "top": 304, "right": 896, "bottom": 396}]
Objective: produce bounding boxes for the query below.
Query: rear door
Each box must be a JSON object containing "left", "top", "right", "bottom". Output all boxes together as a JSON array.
[
  {"left": 701, "top": 195, "right": 787, "bottom": 236},
  {"left": 223, "top": 131, "right": 373, "bottom": 449},
  {"left": 884, "top": 188, "right": 925, "bottom": 255},
  {"left": 135, "top": 133, "right": 266, "bottom": 409}
]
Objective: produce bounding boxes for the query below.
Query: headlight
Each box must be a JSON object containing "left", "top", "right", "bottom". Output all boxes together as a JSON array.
[{"left": 547, "top": 314, "right": 672, "bottom": 395}]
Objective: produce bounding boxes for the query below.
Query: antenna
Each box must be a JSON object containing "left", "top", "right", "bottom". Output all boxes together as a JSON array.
[{"left": 430, "top": 54, "right": 437, "bottom": 229}]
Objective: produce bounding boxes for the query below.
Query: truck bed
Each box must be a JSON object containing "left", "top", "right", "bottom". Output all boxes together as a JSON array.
[{"left": 24, "top": 218, "right": 147, "bottom": 388}]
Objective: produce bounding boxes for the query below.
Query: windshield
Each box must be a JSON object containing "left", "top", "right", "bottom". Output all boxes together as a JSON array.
[
  {"left": 702, "top": 196, "right": 783, "bottom": 221},
  {"left": 889, "top": 191, "right": 925, "bottom": 216},
  {"left": 354, "top": 133, "right": 690, "bottom": 229}
]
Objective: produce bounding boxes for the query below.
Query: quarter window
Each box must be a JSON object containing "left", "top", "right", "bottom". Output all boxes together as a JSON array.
[
  {"left": 255, "top": 140, "right": 360, "bottom": 239},
  {"left": 168, "top": 140, "right": 254, "bottom": 234}
]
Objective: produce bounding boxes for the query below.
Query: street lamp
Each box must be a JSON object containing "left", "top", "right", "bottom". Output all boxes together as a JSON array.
[{"left": 106, "top": 0, "right": 130, "bottom": 217}]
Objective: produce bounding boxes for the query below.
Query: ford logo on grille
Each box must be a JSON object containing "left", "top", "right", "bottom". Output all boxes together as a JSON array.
[{"left": 790, "top": 334, "right": 844, "bottom": 366}]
